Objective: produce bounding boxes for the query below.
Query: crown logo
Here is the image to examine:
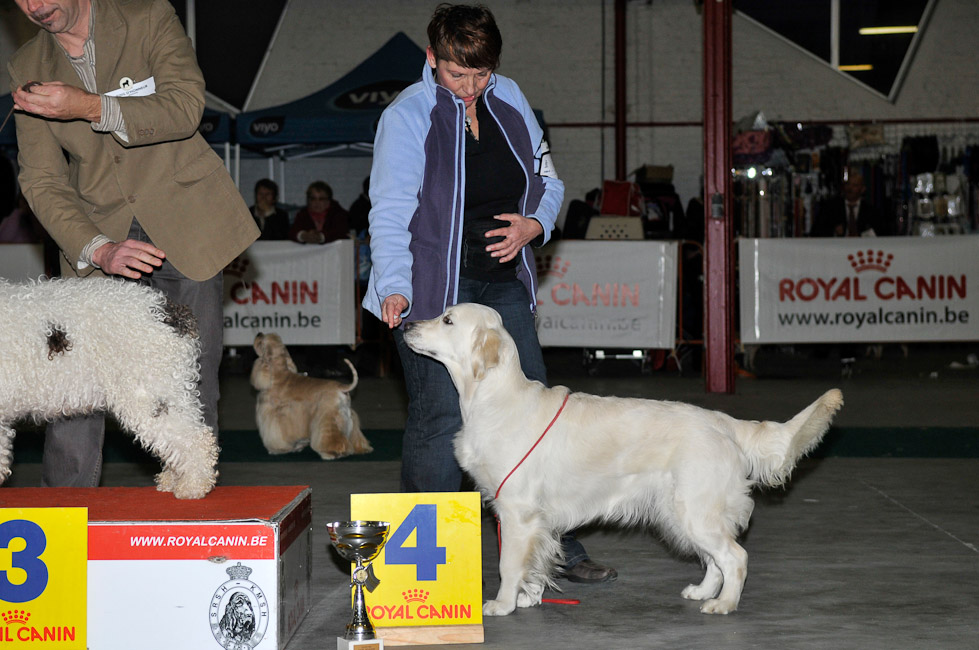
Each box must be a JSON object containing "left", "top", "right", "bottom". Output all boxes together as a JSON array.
[
  {"left": 402, "top": 588, "right": 429, "bottom": 603},
  {"left": 848, "top": 249, "right": 893, "bottom": 273},
  {"left": 226, "top": 256, "right": 251, "bottom": 278},
  {"left": 2, "top": 610, "right": 30, "bottom": 625},
  {"left": 536, "top": 255, "right": 570, "bottom": 279},
  {"left": 226, "top": 562, "right": 253, "bottom": 581}
]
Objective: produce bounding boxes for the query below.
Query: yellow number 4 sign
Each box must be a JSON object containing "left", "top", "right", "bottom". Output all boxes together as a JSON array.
[
  {"left": 0, "top": 508, "right": 87, "bottom": 648},
  {"left": 350, "top": 493, "right": 482, "bottom": 629}
]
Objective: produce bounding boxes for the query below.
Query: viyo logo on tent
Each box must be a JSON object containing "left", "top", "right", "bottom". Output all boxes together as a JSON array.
[
  {"left": 250, "top": 117, "right": 285, "bottom": 137},
  {"left": 198, "top": 115, "right": 219, "bottom": 136},
  {"left": 334, "top": 80, "right": 411, "bottom": 110}
]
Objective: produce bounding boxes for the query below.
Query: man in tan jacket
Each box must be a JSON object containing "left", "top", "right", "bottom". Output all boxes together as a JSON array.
[{"left": 9, "top": 0, "right": 259, "bottom": 487}]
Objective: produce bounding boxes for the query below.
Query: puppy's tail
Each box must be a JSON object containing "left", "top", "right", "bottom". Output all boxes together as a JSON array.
[
  {"left": 733, "top": 389, "right": 843, "bottom": 487},
  {"left": 340, "top": 358, "right": 359, "bottom": 392}
]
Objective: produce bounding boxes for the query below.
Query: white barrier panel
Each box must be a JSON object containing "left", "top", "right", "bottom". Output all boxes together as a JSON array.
[
  {"left": 535, "top": 240, "right": 678, "bottom": 349},
  {"left": 739, "top": 236, "right": 979, "bottom": 344},
  {"left": 223, "top": 240, "right": 355, "bottom": 346},
  {"left": 0, "top": 243, "right": 47, "bottom": 281}
]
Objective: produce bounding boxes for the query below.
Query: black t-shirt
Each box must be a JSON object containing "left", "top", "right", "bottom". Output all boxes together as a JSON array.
[{"left": 461, "top": 96, "right": 526, "bottom": 282}]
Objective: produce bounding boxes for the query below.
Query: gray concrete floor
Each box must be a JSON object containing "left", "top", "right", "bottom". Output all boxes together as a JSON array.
[{"left": 6, "top": 343, "right": 979, "bottom": 648}]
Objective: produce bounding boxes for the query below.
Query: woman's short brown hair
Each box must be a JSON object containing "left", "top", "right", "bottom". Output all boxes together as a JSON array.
[{"left": 427, "top": 3, "right": 502, "bottom": 70}]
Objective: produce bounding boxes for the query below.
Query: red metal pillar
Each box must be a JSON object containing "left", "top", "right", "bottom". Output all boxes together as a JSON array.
[
  {"left": 703, "top": 0, "right": 735, "bottom": 393},
  {"left": 614, "top": 0, "right": 627, "bottom": 180}
]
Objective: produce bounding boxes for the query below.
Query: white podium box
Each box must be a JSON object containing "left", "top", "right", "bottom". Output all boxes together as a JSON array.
[{"left": 5, "top": 486, "right": 311, "bottom": 650}]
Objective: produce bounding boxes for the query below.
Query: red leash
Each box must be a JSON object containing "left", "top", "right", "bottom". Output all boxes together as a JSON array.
[{"left": 493, "top": 391, "right": 579, "bottom": 606}]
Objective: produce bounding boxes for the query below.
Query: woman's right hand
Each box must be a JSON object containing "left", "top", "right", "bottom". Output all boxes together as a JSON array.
[{"left": 381, "top": 294, "right": 409, "bottom": 328}]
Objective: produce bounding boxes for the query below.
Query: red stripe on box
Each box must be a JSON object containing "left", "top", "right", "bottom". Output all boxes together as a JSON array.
[
  {"left": 0, "top": 486, "right": 310, "bottom": 521},
  {"left": 89, "top": 523, "right": 276, "bottom": 560},
  {"left": 278, "top": 493, "right": 312, "bottom": 554}
]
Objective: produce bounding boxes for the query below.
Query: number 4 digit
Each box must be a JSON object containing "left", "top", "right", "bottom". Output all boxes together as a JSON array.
[{"left": 384, "top": 504, "right": 447, "bottom": 581}]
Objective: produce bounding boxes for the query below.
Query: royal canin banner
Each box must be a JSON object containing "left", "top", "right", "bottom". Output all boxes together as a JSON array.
[
  {"left": 534, "top": 240, "right": 678, "bottom": 348},
  {"left": 222, "top": 240, "right": 355, "bottom": 346},
  {"left": 0, "top": 243, "right": 46, "bottom": 281},
  {"left": 739, "top": 236, "right": 979, "bottom": 343}
]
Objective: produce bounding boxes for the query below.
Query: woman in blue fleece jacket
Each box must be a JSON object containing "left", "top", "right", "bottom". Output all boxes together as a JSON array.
[{"left": 363, "top": 3, "right": 615, "bottom": 584}]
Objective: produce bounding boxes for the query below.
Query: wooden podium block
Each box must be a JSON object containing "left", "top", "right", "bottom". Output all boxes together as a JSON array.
[
  {"left": 378, "top": 623, "right": 484, "bottom": 645},
  {"left": 0, "top": 486, "right": 311, "bottom": 650}
]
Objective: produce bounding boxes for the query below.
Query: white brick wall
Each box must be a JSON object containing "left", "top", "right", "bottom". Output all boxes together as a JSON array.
[{"left": 3, "top": 0, "right": 977, "bottom": 223}]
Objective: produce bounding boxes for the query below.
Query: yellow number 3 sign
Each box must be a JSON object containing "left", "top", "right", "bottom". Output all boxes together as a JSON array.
[{"left": 0, "top": 508, "right": 87, "bottom": 648}]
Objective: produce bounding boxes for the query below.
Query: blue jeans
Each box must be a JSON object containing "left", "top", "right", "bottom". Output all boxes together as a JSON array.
[{"left": 393, "top": 277, "right": 589, "bottom": 566}]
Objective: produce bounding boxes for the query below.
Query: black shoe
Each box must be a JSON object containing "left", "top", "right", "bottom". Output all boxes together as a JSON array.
[{"left": 564, "top": 559, "right": 618, "bottom": 584}]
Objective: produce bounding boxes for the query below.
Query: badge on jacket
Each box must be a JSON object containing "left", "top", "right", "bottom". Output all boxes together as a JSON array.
[
  {"left": 106, "top": 76, "right": 156, "bottom": 98},
  {"left": 536, "top": 138, "right": 557, "bottom": 178}
]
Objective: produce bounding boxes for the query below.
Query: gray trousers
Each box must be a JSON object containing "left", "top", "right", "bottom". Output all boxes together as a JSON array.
[{"left": 42, "top": 219, "right": 224, "bottom": 487}]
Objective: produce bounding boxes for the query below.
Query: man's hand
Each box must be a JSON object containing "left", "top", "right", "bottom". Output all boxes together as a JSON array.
[
  {"left": 92, "top": 240, "right": 165, "bottom": 279},
  {"left": 13, "top": 81, "right": 101, "bottom": 122},
  {"left": 484, "top": 213, "right": 544, "bottom": 263},
  {"left": 381, "top": 294, "right": 409, "bottom": 329}
]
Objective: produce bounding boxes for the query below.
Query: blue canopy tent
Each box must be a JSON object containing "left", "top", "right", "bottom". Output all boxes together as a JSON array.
[
  {"left": 235, "top": 32, "right": 425, "bottom": 159},
  {"left": 198, "top": 107, "right": 233, "bottom": 144}
]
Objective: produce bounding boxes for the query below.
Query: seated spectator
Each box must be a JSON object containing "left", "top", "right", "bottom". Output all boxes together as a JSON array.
[
  {"left": 249, "top": 178, "right": 290, "bottom": 240},
  {"left": 348, "top": 176, "right": 371, "bottom": 238},
  {"left": 290, "top": 181, "right": 350, "bottom": 244}
]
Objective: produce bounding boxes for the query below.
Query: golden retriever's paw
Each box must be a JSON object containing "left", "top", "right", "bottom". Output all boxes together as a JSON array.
[
  {"left": 517, "top": 585, "right": 544, "bottom": 607},
  {"left": 681, "top": 584, "right": 717, "bottom": 601},
  {"left": 700, "top": 598, "right": 737, "bottom": 615},
  {"left": 483, "top": 599, "right": 516, "bottom": 616}
]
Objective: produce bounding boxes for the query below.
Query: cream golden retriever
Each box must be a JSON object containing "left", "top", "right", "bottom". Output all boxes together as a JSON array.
[
  {"left": 250, "top": 333, "right": 372, "bottom": 459},
  {"left": 404, "top": 303, "right": 843, "bottom": 617}
]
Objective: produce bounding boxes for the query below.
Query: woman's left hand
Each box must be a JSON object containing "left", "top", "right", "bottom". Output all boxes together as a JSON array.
[{"left": 484, "top": 213, "right": 543, "bottom": 264}]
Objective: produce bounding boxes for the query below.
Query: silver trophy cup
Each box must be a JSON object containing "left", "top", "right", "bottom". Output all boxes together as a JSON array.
[{"left": 327, "top": 521, "right": 391, "bottom": 642}]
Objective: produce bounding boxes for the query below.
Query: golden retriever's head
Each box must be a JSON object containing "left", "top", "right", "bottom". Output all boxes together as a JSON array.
[
  {"left": 403, "top": 303, "right": 514, "bottom": 386},
  {"left": 250, "top": 332, "right": 298, "bottom": 389}
]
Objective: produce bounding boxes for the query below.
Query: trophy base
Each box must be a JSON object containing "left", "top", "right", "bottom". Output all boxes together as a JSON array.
[{"left": 337, "top": 637, "right": 383, "bottom": 650}]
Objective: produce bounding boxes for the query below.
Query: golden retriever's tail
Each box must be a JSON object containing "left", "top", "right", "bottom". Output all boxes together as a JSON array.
[
  {"left": 341, "top": 358, "right": 359, "bottom": 392},
  {"left": 735, "top": 389, "right": 843, "bottom": 487}
]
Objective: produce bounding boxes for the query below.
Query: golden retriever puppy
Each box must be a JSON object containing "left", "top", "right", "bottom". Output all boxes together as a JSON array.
[
  {"left": 250, "top": 333, "right": 373, "bottom": 459},
  {"left": 404, "top": 303, "right": 843, "bottom": 617}
]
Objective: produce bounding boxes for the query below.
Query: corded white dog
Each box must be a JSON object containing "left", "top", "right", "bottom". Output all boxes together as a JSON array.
[
  {"left": 404, "top": 303, "right": 844, "bottom": 616},
  {"left": 0, "top": 278, "right": 217, "bottom": 499}
]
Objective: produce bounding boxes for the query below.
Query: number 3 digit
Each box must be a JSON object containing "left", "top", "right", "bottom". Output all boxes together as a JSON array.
[{"left": 0, "top": 519, "right": 49, "bottom": 602}]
